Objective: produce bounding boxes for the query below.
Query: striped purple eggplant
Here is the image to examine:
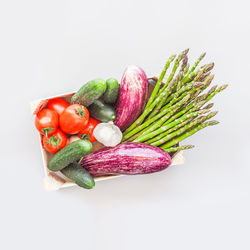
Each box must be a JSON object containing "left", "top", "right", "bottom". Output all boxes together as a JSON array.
[
  {"left": 81, "top": 143, "right": 171, "bottom": 176},
  {"left": 114, "top": 65, "right": 149, "bottom": 131}
]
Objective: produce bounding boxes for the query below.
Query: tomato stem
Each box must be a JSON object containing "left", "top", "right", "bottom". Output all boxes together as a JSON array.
[
  {"left": 76, "top": 107, "right": 86, "bottom": 117},
  {"left": 45, "top": 135, "right": 60, "bottom": 150},
  {"left": 80, "top": 134, "right": 90, "bottom": 141},
  {"left": 42, "top": 127, "right": 54, "bottom": 137}
]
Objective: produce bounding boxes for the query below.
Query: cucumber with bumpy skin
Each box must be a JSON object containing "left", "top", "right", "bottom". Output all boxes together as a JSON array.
[
  {"left": 103, "top": 78, "right": 119, "bottom": 104},
  {"left": 48, "top": 140, "right": 92, "bottom": 171},
  {"left": 61, "top": 162, "right": 95, "bottom": 189},
  {"left": 71, "top": 78, "right": 106, "bottom": 107},
  {"left": 88, "top": 100, "right": 116, "bottom": 122}
]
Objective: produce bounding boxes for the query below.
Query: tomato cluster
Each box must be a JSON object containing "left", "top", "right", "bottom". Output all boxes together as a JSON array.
[{"left": 35, "top": 98, "right": 99, "bottom": 154}]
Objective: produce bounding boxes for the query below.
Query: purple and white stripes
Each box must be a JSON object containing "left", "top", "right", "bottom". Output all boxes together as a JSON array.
[
  {"left": 81, "top": 143, "right": 171, "bottom": 176},
  {"left": 114, "top": 65, "right": 149, "bottom": 131}
]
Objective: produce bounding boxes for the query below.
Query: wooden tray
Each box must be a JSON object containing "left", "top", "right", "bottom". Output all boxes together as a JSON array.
[{"left": 30, "top": 78, "right": 185, "bottom": 190}]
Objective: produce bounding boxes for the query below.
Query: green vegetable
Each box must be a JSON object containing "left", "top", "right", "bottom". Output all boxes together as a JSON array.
[
  {"left": 146, "top": 118, "right": 193, "bottom": 144},
  {"left": 133, "top": 109, "right": 209, "bottom": 143},
  {"left": 122, "top": 94, "right": 191, "bottom": 141},
  {"left": 149, "top": 62, "right": 189, "bottom": 119},
  {"left": 164, "top": 49, "right": 189, "bottom": 90},
  {"left": 163, "top": 145, "right": 195, "bottom": 153},
  {"left": 145, "top": 54, "right": 176, "bottom": 109},
  {"left": 61, "top": 162, "right": 95, "bottom": 189},
  {"left": 189, "top": 52, "right": 206, "bottom": 73},
  {"left": 48, "top": 140, "right": 92, "bottom": 171},
  {"left": 71, "top": 78, "right": 106, "bottom": 107},
  {"left": 122, "top": 50, "right": 228, "bottom": 153},
  {"left": 103, "top": 78, "right": 119, "bottom": 104},
  {"left": 160, "top": 120, "right": 219, "bottom": 149},
  {"left": 151, "top": 115, "right": 207, "bottom": 147},
  {"left": 88, "top": 100, "right": 116, "bottom": 122},
  {"left": 122, "top": 70, "right": 201, "bottom": 136}
]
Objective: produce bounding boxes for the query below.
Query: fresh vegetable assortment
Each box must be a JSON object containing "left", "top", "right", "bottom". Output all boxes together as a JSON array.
[{"left": 34, "top": 49, "right": 228, "bottom": 190}]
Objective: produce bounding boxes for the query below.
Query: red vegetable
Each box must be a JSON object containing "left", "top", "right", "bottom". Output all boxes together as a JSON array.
[
  {"left": 60, "top": 104, "right": 89, "bottom": 134},
  {"left": 81, "top": 142, "right": 171, "bottom": 176},
  {"left": 47, "top": 98, "right": 70, "bottom": 115},
  {"left": 35, "top": 109, "right": 59, "bottom": 136},
  {"left": 114, "top": 65, "right": 148, "bottom": 131},
  {"left": 42, "top": 129, "right": 68, "bottom": 154},
  {"left": 78, "top": 117, "right": 100, "bottom": 142}
]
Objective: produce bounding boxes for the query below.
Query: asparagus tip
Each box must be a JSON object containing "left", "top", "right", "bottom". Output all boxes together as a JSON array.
[
  {"left": 221, "top": 84, "right": 229, "bottom": 90},
  {"left": 182, "top": 55, "right": 188, "bottom": 65},
  {"left": 205, "top": 62, "right": 215, "bottom": 72},
  {"left": 207, "top": 120, "right": 220, "bottom": 126},
  {"left": 208, "top": 85, "right": 218, "bottom": 95},
  {"left": 206, "top": 111, "right": 219, "bottom": 119},
  {"left": 183, "top": 48, "right": 190, "bottom": 55},
  {"left": 203, "top": 102, "right": 214, "bottom": 110},
  {"left": 208, "top": 74, "right": 215, "bottom": 81},
  {"left": 200, "top": 52, "right": 206, "bottom": 58},
  {"left": 170, "top": 54, "right": 177, "bottom": 60},
  {"left": 182, "top": 145, "right": 195, "bottom": 150},
  {"left": 193, "top": 82, "right": 204, "bottom": 88},
  {"left": 196, "top": 100, "right": 207, "bottom": 108},
  {"left": 200, "top": 109, "right": 210, "bottom": 115}
]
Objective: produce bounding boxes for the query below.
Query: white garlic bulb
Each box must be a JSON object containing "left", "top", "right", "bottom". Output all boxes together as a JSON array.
[{"left": 93, "top": 122, "right": 122, "bottom": 147}]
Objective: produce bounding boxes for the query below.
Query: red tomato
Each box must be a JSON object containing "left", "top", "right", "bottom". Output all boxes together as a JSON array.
[
  {"left": 78, "top": 117, "right": 100, "bottom": 142},
  {"left": 42, "top": 129, "right": 68, "bottom": 154},
  {"left": 35, "top": 109, "right": 59, "bottom": 136},
  {"left": 60, "top": 104, "right": 89, "bottom": 134},
  {"left": 47, "top": 98, "right": 70, "bottom": 115}
]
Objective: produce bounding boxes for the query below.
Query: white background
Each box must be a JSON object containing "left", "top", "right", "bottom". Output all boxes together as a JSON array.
[{"left": 0, "top": 0, "right": 249, "bottom": 249}]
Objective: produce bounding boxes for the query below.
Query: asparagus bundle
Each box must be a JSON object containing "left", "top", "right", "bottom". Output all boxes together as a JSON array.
[{"left": 122, "top": 49, "right": 228, "bottom": 153}]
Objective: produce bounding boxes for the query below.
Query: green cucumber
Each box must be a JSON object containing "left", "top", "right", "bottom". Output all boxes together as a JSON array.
[
  {"left": 48, "top": 140, "right": 92, "bottom": 171},
  {"left": 71, "top": 78, "right": 106, "bottom": 107},
  {"left": 61, "top": 162, "right": 95, "bottom": 189},
  {"left": 103, "top": 78, "right": 119, "bottom": 104},
  {"left": 88, "top": 100, "right": 116, "bottom": 122}
]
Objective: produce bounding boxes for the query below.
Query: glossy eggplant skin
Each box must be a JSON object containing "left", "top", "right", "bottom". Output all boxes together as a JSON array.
[
  {"left": 114, "top": 65, "right": 148, "bottom": 131},
  {"left": 81, "top": 143, "right": 171, "bottom": 176}
]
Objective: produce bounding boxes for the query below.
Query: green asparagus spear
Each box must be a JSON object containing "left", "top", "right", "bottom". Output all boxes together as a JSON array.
[
  {"left": 161, "top": 120, "right": 219, "bottom": 149},
  {"left": 133, "top": 109, "right": 209, "bottom": 143},
  {"left": 163, "top": 145, "right": 195, "bottom": 153},
  {"left": 123, "top": 50, "right": 228, "bottom": 152},
  {"left": 205, "top": 84, "right": 228, "bottom": 102},
  {"left": 189, "top": 52, "right": 206, "bottom": 73},
  {"left": 202, "top": 103, "right": 214, "bottom": 110},
  {"left": 123, "top": 79, "right": 200, "bottom": 135},
  {"left": 145, "top": 54, "right": 176, "bottom": 109},
  {"left": 164, "top": 100, "right": 206, "bottom": 125},
  {"left": 151, "top": 116, "right": 207, "bottom": 146},
  {"left": 122, "top": 94, "right": 190, "bottom": 141},
  {"left": 147, "top": 118, "right": 193, "bottom": 144},
  {"left": 163, "top": 81, "right": 203, "bottom": 109},
  {"left": 164, "top": 49, "right": 189, "bottom": 87},
  {"left": 151, "top": 111, "right": 218, "bottom": 147},
  {"left": 147, "top": 69, "right": 185, "bottom": 120},
  {"left": 123, "top": 86, "right": 172, "bottom": 135}
]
